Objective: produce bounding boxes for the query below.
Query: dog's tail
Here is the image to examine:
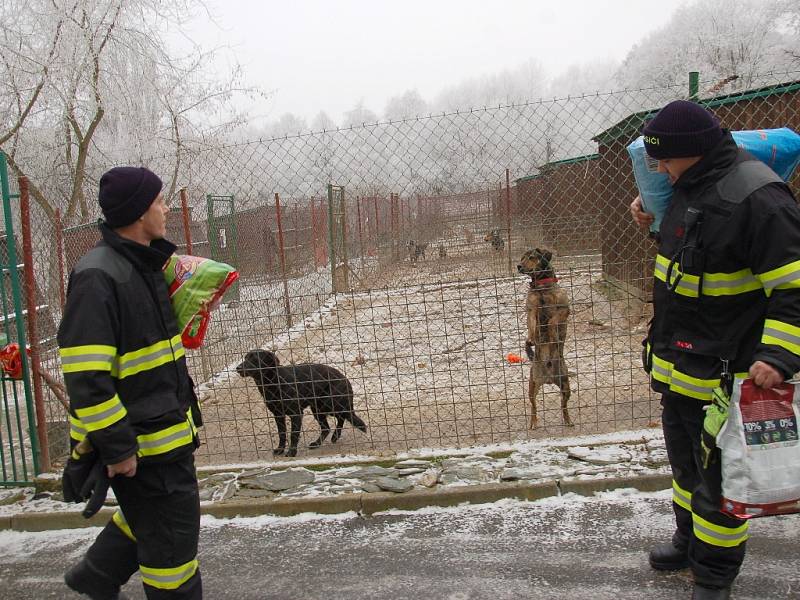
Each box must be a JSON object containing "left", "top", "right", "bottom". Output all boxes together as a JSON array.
[{"left": 348, "top": 412, "right": 368, "bottom": 433}]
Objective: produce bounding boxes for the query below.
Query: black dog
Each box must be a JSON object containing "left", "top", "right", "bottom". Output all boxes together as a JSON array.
[{"left": 236, "top": 349, "right": 367, "bottom": 457}]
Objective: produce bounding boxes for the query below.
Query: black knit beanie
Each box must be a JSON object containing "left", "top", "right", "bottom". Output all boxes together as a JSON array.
[
  {"left": 642, "top": 100, "right": 724, "bottom": 159},
  {"left": 98, "top": 166, "right": 163, "bottom": 228}
]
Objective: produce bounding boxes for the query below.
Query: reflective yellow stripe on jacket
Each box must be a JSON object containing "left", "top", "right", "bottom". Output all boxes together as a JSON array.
[
  {"left": 649, "top": 347, "right": 748, "bottom": 401},
  {"left": 762, "top": 319, "right": 800, "bottom": 357},
  {"left": 69, "top": 414, "right": 87, "bottom": 443},
  {"left": 654, "top": 255, "right": 762, "bottom": 298},
  {"left": 117, "top": 335, "right": 185, "bottom": 379},
  {"left": 136, "top": 417, "right": 195, "bottom": 457},
  {"left": 74, "top": 395, "right": 127, "bottom": 432},
  {"left": 756, "top": 258, "right": 800, "bottom": 297},
  {"left": 59, "top": 344, "right": 116, "bottom": 373},
  {"left": 140, "top": 558, "right": 199, "bottom": 590}
]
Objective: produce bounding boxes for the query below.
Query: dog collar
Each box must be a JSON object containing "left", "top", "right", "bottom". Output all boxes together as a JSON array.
[{"left": 532, "top": 277, "right": 558, "bottom": 288}]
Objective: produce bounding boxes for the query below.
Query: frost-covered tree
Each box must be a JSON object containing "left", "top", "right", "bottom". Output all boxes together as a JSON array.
[
  {"left": 383, "top": 90, "right": 430, "bottom": 121},
  {"left": 616, "top": 0, "right": 798, "bottom": 93},
  {"left": 0, "top": 0, "right": 259, "bottom": 226}
]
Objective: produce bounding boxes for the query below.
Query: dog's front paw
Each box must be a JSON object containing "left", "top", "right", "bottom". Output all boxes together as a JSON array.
[
  {"left": 272, "top": 447, "right": 285, "bottom": 456},
  {"left": 285, "top": 447, "right": 298, "bottom": 458},
  {"left": 524, "top": 342, "right": 534, "bottom": 361}
]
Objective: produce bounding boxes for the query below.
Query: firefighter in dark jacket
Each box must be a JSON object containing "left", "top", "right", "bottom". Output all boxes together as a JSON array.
[
  {"left": 59, "top": 166, "right": 203, "bottom": 600},
  {"left": 630, "top": 100, "right": 800, "bottom": 600}
]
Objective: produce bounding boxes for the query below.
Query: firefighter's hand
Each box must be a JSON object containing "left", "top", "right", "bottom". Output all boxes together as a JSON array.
[
  {"left": 630, "top": 196, "right": 654, "bottom": 229},
  {"left": 749, "top": 361, "right": 783, "bottom": 389},
  {"left": 107, "top": 454, "right": 137, "bottom": 478}
]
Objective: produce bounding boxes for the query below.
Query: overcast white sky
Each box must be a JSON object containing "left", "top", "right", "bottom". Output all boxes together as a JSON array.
[{"left": 180, "top": 0, "right": 689, "bottom": 124}]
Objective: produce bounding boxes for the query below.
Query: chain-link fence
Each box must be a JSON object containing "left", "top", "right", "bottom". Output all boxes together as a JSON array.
[{"left": 14, "top": 72, "right": 800, "bottom": 469}]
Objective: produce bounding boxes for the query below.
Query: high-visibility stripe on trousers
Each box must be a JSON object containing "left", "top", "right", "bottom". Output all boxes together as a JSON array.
[{"left": 661, "top": 393, "right": 748, "bottom": 589}]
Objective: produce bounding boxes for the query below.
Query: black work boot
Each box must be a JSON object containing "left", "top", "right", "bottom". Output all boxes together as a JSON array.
[
  {"left": 648, "top": 541, "right": 689, "bottom": 571},
  {"left": 64, "top": 558, "right": 130, "bottom": 600},
  {"left": 691, "top": 583, "right": 732, "bottom": 599}
]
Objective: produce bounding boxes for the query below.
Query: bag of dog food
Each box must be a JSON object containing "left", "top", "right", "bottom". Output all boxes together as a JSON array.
[
  {"left": 716, "top": 378, "right": 800, "bottom": 519},
  {"left": 163, "top": 255, "right": 239, "bottom": 349},
  {"left": 627, "top": 127, "right": 800, "bottom": 233}
]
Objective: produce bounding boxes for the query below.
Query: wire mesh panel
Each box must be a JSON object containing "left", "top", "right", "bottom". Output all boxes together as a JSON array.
[{"left": 17, "top": 73, "right": 800, "bottom": 466}]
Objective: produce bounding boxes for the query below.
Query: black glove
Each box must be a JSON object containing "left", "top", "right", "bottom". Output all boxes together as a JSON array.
[
  {"left": 61, "top": 441, "right": 111, "bottom": 518},
  {"left": 79, "top": 459, "right": 111, "bottom": 519},
  {"left": 61, "top": 446, "right": 97, "bottom": 503}
]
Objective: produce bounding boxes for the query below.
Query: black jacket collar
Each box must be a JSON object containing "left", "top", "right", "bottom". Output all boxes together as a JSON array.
[{"left": 98, "top": 221, "right": 176, "bottom": 272}]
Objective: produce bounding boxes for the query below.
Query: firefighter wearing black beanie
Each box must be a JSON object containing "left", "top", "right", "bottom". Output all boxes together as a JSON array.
[
  {"left": 632, "top": 98, "right": 800, "bottom": 600},
  {"left": 59, "top": 164, "right": 203, "bottom": 599},
  {"left": 98, "top": 166, "right": 163, "bottom": 228},
  {"left": 642, "top": 99, "right": 724, "bottom": 159}
]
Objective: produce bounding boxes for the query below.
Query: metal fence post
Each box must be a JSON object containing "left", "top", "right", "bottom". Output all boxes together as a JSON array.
[
  {"left": 180, "top": 188, "right": 193, "bottom": 255},
  {"left": 274, "top": 193, "right": 293, "bottom": 328},
  {"left": 55, "top": 208, "right": 65, "bottom": 309},
  {"left": 506, "top": 168, "right": 512, "bottom": 274},
  {"left": 327, "top": 184, "right": 336, "bottom": 294},
  {"left": 0, "top": 153, "right": 39, "bottom": 478},
  {"left": 19, "top": 176, "right": 50, "bottom": 473},
  {"left": 356, "top": 196, "right": 365, "bottom": 267},
  {"left": 689, "top": 71, "right": 700, "bottom": 100}
]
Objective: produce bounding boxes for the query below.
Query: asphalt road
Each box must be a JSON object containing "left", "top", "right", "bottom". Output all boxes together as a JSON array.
[{"left": 1, "top": 490, "right": 798, "bottom": 599}]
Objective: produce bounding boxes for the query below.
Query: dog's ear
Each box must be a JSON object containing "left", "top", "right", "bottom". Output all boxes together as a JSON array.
[
  {"left": 264, "top": 351, "right": 280, "bottom": 367},
  {"left": 543, "top": 250, "right": 553, "bottom": 264}
]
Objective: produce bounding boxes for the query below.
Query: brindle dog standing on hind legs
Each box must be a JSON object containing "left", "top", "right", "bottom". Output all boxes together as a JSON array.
[{"left": 518, "top": 248, "right": 573, "bottom": 428}]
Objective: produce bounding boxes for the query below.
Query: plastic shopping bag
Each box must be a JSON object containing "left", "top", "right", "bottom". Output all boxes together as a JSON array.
[
  {"left": 716, "top": 378, "right": 800, "bottom": 519},
  {"left": 163, "top": 255, "right": 239, "bottom": 349},
  {"left": 627, "top": 127, "right": 800, "bottom": 234}
]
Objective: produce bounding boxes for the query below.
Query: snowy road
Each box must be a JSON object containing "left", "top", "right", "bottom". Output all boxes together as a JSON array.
[{"left": 1, "top": 490, "right": 798, "bottom": 599}]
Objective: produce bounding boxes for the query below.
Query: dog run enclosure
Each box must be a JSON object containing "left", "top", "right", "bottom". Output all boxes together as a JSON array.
[{"left": 4, "top": 72, "right": 800, "bottom": 477}]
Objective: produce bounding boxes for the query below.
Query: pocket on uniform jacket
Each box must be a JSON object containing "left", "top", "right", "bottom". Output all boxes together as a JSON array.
[
  {"left": 126, "top": 393, "right": 181, "bottom": 424},
  {"left": 669, "top": 331, "right": 739, "bottom": 361}
]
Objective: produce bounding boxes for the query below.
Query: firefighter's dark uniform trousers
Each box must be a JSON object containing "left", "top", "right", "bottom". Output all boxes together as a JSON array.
[
  {"left": 662, "top": 392, "right": 748, "bottom": 588},
  {"left": 83, "top": 455, "right": 201, "bottom": 599}
]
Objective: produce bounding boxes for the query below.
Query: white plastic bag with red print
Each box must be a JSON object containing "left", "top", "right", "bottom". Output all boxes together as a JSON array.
[{"left": 716, "top": 378, "right": 800, "bottom": 518}]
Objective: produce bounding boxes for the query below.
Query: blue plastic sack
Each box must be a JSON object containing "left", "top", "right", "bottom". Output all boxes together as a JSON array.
[
  {"left": 627, "top": 128, "right": 800, "bottom": 234},
  {"left": 627, "top": 136, "right": 672, "bottom": 233},
  {"left": 732, "top": 128, "right": 800, "bottom": 180}
]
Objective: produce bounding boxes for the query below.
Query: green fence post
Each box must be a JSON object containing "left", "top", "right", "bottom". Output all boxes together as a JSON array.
[
  {"left": 0, "top": 152, "right": 39, "bottom": 479},
  {"left": 689, "top": 71, "right": 700, "bottom": 101}
]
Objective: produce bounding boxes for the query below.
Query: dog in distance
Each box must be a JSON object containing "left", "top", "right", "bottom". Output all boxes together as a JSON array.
[{"left": 484, "top": 229, "right": 505, "bottom": 251}]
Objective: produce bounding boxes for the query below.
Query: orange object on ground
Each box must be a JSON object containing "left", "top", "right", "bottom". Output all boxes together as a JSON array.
[{"left": 506, "top": 352, "right": 523, "bottom": 364}]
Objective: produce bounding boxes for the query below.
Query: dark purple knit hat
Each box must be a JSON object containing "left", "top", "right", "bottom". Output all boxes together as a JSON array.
[
  {"left": 642, "top": 100, "right": 724, "bottom": 159},
  {"left": 98, "top": 166, "right": 162, "bottom": 228}
]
